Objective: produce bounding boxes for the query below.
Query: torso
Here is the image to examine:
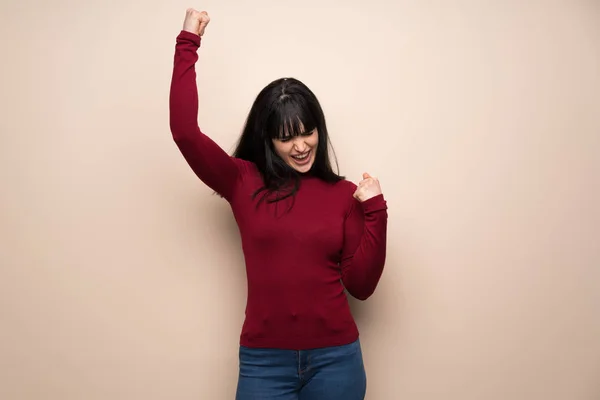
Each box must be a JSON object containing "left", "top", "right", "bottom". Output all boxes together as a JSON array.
[{"left": 229, "top": 161, "right": 359, "bottom": 349}]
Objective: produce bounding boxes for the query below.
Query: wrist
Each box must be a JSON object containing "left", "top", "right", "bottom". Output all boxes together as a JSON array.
[
  {"left": 360, "top": 194, "right": 387, "bottom": 213},
  {"left": 182, "top": 28, "right": 200, "bottom": 37}
]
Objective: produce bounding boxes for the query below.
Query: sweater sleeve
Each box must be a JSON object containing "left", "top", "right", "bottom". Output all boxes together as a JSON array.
[
  {"left": 169, "top": 30, "right": 241, "bottom": 202},
  {"left": 340, "top": 193, "right": 388, "bottom": 300}
]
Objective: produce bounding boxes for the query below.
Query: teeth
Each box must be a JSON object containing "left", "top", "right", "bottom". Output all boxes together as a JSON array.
[{"left": 293, "top": 152, "right": 309, "bottom": 159}]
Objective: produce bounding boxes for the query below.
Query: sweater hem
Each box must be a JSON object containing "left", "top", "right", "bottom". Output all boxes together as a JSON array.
[{"left": 239, "top": 329, "right": 360, "bottom": 350}]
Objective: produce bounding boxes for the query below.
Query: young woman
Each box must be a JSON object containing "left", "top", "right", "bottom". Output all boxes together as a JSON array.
[{"left": 169, "top": 8, "right": 388, "bottom": 400}]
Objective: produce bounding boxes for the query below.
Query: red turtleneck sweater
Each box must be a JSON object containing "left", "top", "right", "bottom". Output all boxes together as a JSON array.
[{"left": 169, "top": 30, "right": 388, "bottom": 350}]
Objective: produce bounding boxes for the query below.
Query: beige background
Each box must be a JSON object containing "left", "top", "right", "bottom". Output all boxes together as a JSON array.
[{"left": 1, "top": 0, "right": 599, "bottom": 399}]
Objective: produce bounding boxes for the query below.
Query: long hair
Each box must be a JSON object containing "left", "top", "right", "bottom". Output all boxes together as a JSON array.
[{"left": 232, "top": 77, "right": 343, "bottom": 204}]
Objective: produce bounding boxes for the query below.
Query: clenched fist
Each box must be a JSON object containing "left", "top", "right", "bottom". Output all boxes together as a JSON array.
[
  {"left": 183, "top": 8, "right": 210, "bottom": 36},
  {"left": 353, "top": 173, "right": 383, "bottom": 202}
]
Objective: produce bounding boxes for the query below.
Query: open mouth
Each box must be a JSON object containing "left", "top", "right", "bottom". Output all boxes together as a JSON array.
[{"left": 291, "top": 150, "right": 311, "bottom": 165}]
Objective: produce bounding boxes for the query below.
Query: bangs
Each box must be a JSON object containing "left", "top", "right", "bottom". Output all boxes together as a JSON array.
[{"left": 266, "top": 96, "right": 317, "bottom": 140}]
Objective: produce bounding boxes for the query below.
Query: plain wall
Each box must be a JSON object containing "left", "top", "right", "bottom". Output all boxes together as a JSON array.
[{"left": 1, "top": 0, "right": 599, "bottom": 399}]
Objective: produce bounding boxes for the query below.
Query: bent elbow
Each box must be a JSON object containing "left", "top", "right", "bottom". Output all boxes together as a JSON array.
[
  {"left": 170, "top": 124, "right": 191, "bottom": 143},
  {"left": 172, "top": 132, "right": 198, "bottom": 153},
  {"left": 347, "top": 287, "right": 376, "bottom": 301},
  {"left": 343, "top": 265, "right": 385, "bottom": 301},
  {"left": 169, "top": 115, "right": 198, "bottom": 144},
  {"left": 172, "top": 133, "right": 187, "bottom": 145},
  {"left": 354, "top": 293, "right": 373, "bottom": 301}
]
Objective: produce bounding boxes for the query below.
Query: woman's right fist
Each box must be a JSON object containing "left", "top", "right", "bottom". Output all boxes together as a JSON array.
[{"left": 183, "top": 8, "right": 210, "bottom": 36}]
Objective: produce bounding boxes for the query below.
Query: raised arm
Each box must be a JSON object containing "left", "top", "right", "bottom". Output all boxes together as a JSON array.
[
  {"left": 340, "top": 174, "right": 388, "bottom": 300},
  {"left": 169, "top": 9, "right": 240, "bottom": 201}
]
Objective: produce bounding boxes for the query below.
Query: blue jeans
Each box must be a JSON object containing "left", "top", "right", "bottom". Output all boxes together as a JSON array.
[{"left": 235, "top": 338, "right": 367, "bottom": 400}]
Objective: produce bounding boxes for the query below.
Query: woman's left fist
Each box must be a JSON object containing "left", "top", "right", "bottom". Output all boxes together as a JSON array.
[{"left": 353, "top": 172, "right": 382, "bottom": 202}]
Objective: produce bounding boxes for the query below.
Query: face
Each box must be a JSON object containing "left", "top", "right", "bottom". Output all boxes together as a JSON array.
[{"left": 272, "top": 128, "right": 319, "bottom": 173}]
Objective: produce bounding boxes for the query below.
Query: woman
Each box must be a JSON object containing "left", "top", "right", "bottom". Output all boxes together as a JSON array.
[{"left": 169, "top": 8, "right": 388, "bottom": 400}]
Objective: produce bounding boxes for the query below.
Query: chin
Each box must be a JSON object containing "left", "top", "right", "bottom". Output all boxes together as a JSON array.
[{"left": 295, "top": 163, "right": 313, "bottom": 174}]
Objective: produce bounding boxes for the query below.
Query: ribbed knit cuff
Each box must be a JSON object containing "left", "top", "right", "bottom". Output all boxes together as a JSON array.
[
  {"left": 177, "top": 30, "right": 201, "bottom": 46},
  {"left": 361, "top": 194, "right": 387, "bottom": 214}
]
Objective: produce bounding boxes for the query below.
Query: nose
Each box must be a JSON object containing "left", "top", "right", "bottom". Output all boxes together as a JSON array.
[{"left": 293, "top": 137, "right": 307, "bottom": 152}]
